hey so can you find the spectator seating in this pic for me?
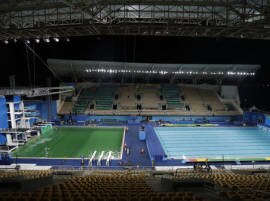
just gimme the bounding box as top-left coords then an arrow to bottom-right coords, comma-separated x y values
117,86 -> 137,110
137,85 -> 162,110
73,88 -> 94,114
199,89 -> 226,112
2,169 -> 270,201
58,84 -> 241,116
162,85 -> 184,109
0,170 -> 51,181
60,102 -> 74,114
173,169 -> 270,201
224,103 -> 236,111
0,171 -> 208,201
95,85 -> 117,110
181,86 -> 206,114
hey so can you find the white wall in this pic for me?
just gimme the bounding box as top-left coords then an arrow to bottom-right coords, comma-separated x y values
221,85 -> 240,104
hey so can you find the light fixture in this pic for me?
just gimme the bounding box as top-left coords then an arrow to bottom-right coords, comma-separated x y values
44,38 -> 50,43
13,38 -> 17,43
25,40 -> 30,44
35,38 -> 40,43
84,69 -> 256,76
66,38 -> 70,42
53,37 -> 59,42
4,40 -> 9,44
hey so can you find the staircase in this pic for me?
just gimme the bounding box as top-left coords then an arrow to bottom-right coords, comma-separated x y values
162,85 -> 184,109
95,85 -> 117,110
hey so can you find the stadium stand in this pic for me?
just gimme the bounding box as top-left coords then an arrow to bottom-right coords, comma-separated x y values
73,88 -> 94,114
0,170 -> 51,181
59,97 -> 74,114
1,169 -> 270,201
180,86 -> 241,115
138,85 -> 162,110
0,170 -> 208,201
58,84 -> 242,116
117,85 -> 137,110
172,169 -> 270,201
199,89 -> 227,112
95,85 -> 117,110
180,86 -> 207,114
162,84 -> 185,110
224,103 -> 236,111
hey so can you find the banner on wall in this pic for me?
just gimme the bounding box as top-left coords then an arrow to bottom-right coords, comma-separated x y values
0,97 -> 8,129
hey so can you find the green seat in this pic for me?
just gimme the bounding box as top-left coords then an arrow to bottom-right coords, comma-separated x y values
95,85 -> 117,110
162,84 -> 184,109
72,88 -> 94,114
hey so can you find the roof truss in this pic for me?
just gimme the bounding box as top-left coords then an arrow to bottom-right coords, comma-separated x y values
0,0 -> 269,40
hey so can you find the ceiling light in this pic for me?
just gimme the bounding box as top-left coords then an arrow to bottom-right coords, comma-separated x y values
44,38 -> 50,43
53,37 -> 59,42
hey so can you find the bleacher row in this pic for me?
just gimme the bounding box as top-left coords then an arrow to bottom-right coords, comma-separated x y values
173,169 -> 270,201
0,170 -> 50,181
73,88 -> 94,114
0,170 -> 205,201
162,85 -> 184,110
95,86 -> 116,110
1,170 -> 270,201
59,84 -> 239,116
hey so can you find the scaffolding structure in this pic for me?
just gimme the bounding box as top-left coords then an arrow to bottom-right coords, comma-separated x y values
5,97 -> 37,130
0,86 -> 74,98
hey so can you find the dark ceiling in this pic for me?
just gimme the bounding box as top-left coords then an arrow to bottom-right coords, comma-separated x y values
0,35 -> 269,86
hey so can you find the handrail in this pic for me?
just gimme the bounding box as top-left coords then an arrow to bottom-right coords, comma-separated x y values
88,151 -> 97,167
97,151 -> 104,166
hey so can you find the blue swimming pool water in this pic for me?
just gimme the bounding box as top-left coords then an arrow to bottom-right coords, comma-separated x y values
154,127 -> 270,160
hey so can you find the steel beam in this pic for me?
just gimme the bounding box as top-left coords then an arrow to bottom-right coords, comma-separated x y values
0,86 -> 74,97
